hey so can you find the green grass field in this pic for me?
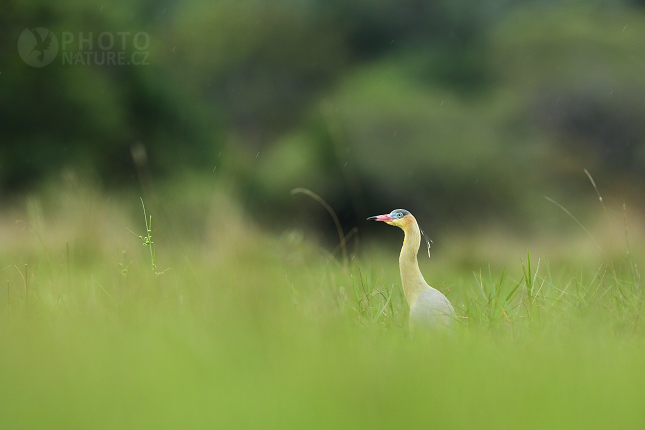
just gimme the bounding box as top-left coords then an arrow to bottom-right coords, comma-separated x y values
1,184 -> 644,429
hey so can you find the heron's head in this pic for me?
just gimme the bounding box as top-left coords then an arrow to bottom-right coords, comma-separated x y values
367,209 -> 414,230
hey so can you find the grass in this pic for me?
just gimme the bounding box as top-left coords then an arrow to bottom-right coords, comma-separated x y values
1,182 -> 645,429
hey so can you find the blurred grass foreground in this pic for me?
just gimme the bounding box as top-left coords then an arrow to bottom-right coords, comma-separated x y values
3,0 -> 645,428
1,180 -> 645,429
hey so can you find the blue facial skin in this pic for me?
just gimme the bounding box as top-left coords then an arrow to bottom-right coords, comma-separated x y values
390,209 -> 411,219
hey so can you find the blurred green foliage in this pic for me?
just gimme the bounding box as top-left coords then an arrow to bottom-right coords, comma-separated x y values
2,0 -> 645,230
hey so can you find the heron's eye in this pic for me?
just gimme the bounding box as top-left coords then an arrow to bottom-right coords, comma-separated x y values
393,212 -> 401,218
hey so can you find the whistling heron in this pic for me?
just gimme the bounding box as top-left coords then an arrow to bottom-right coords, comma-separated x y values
368,209 -> 454,329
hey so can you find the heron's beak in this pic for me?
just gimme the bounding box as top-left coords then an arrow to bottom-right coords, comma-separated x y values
367,214 -> 394,222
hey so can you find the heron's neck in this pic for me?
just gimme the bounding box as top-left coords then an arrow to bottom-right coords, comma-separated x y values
399,220 -> 429,307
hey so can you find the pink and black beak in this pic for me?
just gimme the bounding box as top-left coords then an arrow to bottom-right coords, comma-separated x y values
367,214 -> 394,222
